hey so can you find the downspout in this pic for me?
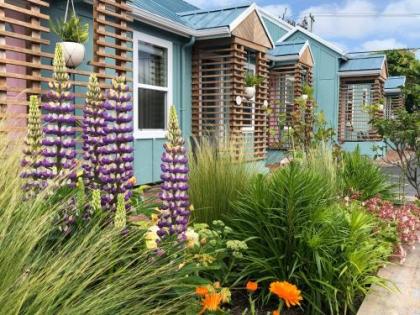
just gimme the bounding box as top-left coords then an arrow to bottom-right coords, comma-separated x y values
180,36 -> 196,134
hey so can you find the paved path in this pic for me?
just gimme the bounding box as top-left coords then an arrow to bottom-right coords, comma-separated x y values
357,245 -> 420,315
381,165 -> 417,199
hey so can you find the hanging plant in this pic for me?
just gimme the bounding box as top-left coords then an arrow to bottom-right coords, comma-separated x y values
50,0 -> 89,67
244,73 -> 263,100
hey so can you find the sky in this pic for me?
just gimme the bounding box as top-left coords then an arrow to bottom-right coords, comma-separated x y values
185,0 -> 420,57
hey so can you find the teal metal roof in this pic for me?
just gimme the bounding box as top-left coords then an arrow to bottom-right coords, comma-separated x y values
177,4 -> 251,30
269,41 -> 306,57
385,76 -> 406,90
339,55 -> 385,72
130,0 -> 198,25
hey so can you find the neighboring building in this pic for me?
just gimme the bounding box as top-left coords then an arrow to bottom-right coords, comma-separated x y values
0,0 -> 406,184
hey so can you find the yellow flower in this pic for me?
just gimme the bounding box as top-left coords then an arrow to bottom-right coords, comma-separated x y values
269,281 -> 303,308
220,287 -> 231,303
246,281 -> 258,293
145,225 -> 159,250
199,292 -> 222,314
185,228 -> 199,248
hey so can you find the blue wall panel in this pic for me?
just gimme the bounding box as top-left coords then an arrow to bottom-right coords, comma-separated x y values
262,17 -> 288,43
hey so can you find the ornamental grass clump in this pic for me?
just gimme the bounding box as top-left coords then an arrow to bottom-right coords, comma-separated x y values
40,44 -> 77,186
99,76 -> 134,210
157,106 -> 190,241
82,74 -> 105,189
21,96 -> 45,197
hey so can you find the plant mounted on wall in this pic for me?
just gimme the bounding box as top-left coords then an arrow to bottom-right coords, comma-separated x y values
50,0 -> 89,67
244,73 -> 264,100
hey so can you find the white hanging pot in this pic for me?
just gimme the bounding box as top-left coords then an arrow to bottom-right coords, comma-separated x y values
244,86 -> 256,100
59,42 -> 85,68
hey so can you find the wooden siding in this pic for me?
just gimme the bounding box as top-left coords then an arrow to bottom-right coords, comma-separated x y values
268,62 -> 313,149
192,37 -> 268,161
232,11 -> 272,50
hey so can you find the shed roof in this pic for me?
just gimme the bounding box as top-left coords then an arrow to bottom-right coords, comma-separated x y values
385,76 -> 406,90
178,4 -> 251,30
339,55 -> 386,72
269,41 -> 307,57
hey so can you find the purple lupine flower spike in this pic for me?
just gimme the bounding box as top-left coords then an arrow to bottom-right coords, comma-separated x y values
82,74 -> 105,189
39,44 -> 77,187
157,106 -> 191,242
21,95 -> 46,197
99,76 -> 134,211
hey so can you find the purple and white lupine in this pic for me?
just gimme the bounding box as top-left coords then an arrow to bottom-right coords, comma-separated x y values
99,76 -> 134,210
157,106 -> 190,241
39,44 -> 77,187
21,95 -> 46,197
82,74 -> 105,189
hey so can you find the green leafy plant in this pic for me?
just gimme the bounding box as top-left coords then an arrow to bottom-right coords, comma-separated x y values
340,146 -> 394,200
0,139 -> 198,315
245,73 -> 264,87
189,138 -> 256,223
369,107 -> 419,198
50,14 -> 89,43
227,163 -> 394,314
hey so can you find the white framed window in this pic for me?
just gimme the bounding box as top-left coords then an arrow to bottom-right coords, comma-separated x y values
133,31 -> 173,139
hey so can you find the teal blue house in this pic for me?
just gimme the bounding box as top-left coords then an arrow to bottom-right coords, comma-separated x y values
22,0 -> 405,183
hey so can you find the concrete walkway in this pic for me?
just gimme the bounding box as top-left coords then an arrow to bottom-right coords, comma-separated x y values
357,245 -> 420,315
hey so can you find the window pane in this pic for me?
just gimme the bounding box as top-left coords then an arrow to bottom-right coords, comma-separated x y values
138,88 -> 166,129
138,41 -> 167,87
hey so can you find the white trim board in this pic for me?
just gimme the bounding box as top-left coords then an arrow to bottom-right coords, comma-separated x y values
133,31 -> 173,140
277,26 -> 347,58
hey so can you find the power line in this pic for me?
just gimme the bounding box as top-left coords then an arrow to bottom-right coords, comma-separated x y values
313,13 -> 420,17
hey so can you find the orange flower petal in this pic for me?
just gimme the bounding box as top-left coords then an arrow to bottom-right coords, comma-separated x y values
269,281 -> 303,308
246,281 -> 258,292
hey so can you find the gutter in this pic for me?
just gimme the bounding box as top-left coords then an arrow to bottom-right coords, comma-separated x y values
338,70 -> 381,77
131,7 -> 231,39
180,36 -> 196,131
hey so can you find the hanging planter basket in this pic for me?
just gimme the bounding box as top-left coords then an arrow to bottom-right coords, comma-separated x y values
244,86 -> 256,100
59,42 -> 85,68
52,0 -> 87,68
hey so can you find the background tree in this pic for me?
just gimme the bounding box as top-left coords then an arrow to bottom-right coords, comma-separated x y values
385,49 -> 420,111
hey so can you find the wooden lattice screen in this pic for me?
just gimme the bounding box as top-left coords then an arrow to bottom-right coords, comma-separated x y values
192,38 -> 268,161
384,93 -> 404,119
92,0 -> 133,89
0,0 -> 50,134
338,76 -> 384,142
0,0 -> 133,136
268,62 -> 312,149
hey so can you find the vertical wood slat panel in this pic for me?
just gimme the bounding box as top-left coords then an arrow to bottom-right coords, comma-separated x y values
92,0 -> 133,91
0,0 -> 49,133
267,62 -> 313,149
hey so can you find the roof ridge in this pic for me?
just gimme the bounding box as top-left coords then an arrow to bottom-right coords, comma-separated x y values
178,2 -> 252,16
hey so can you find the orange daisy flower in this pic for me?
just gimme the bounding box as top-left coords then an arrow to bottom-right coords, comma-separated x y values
199,292 -> 222,314
273,310 -> 280,315
246,281 -> 258,292
195,286 -> 209,297
269,281 -> 303,308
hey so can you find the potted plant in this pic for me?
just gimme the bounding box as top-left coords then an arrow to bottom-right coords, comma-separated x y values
50,14 -> 89,68
244,73 -> 264,100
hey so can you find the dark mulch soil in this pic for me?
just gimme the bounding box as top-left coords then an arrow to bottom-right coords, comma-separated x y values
229,290 -> 304,315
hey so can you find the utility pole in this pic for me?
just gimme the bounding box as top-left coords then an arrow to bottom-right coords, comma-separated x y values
309,13 -> 315,31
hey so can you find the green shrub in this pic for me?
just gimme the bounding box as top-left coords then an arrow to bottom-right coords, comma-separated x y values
340,147 -> 394,200
0,141 -> 196,315
189,138 -> 256,223
228,164 -> 393,314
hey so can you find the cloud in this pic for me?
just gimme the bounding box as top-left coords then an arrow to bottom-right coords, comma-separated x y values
298,0 -> 420,41
360,38 -> 407,51
261,4 -> 292,19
